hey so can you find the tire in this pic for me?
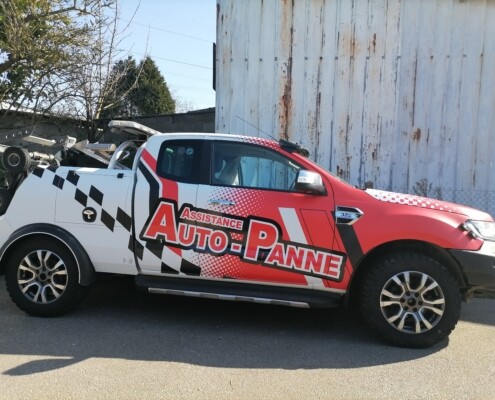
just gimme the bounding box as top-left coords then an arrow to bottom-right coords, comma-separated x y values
5,238 -> 89,316
0,188 -> 13,214
359,251 -> 461,348
2,146 -> 31,174
2,147 -> 30,174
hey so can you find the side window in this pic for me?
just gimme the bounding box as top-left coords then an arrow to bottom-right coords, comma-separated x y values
157,140 -> 202,183
212,142 -> 301,191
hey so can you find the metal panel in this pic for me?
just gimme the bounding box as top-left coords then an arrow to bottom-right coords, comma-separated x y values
215,0 -> 495,214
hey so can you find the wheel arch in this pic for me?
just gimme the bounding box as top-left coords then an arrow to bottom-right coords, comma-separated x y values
346,240 -> 468,306
0,223 -> 96,286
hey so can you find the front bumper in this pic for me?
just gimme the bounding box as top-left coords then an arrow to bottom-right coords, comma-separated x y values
449,241 -> 495,290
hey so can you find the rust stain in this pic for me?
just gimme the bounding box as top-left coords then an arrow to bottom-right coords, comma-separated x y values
346,156 -> 352,180
315,91 -> 321,158
279,0 -> 295,140
412,127 -> 421,141
280,58 -> 293,140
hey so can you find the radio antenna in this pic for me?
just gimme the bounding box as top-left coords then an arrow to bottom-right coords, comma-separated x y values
235,115 -> 277,141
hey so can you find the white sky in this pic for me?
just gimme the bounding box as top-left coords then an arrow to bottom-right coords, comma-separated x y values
117,0 -> 217,111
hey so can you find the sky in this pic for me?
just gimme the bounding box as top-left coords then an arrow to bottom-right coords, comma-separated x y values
117,0 -> 217,112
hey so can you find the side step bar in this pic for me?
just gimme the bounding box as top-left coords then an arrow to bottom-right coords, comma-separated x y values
135,275 -> 343,309
148,287 -> 311,308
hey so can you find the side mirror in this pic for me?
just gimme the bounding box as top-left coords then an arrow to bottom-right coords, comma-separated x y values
295,170 -> 327,195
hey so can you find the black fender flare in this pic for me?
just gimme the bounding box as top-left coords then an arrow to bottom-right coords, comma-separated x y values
0,223 -> 96,286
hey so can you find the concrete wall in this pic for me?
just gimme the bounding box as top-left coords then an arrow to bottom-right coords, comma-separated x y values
0,112 -> 86,146
0,107 -> 216,149
100,108 -> 216,141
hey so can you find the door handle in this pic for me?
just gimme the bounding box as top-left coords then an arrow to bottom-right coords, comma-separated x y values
208,199 -> 236,206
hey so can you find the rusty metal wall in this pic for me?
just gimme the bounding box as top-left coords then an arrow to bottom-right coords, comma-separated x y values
215,0 -> 495,209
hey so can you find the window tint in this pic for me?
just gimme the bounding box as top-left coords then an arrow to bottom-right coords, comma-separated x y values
212,142 -> 301,191
157,140 -> 202,183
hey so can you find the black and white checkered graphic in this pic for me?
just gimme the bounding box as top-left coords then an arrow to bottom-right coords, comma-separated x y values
33,166 -> 200,277
137,161 -> 201,276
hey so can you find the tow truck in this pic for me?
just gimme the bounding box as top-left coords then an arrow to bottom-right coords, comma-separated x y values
0,120 -> 494,348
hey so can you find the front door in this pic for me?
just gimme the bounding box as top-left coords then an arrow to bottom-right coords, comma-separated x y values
195,140 -> 346,291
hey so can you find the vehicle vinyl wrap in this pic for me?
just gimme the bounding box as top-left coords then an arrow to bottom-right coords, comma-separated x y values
25,166 -> 138,275
136,149 -> 201,276
25,149 -> 352,292
27,162 -> 194,277
31,167 -> 133,234
195,185 -> 351,291
140,199 -> 346,282
138,147 -> 350,292
366,189 -> 464,213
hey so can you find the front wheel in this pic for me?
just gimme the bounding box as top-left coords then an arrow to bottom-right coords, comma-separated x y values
5,238 -> 89,316
360,251 -> 461,348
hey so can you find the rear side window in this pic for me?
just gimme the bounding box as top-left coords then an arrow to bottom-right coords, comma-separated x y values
156,140 -> 202,183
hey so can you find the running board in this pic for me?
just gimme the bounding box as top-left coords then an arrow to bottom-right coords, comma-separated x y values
148,287 -> 310,308
135,275 -> 343,308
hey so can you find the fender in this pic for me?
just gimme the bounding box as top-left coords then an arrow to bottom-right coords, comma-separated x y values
0,223 -> 96,286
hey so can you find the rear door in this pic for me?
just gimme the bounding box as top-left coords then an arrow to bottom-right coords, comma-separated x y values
133,138 -> 207,275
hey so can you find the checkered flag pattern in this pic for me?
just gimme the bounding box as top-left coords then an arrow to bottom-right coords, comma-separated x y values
32,166 -> 201,277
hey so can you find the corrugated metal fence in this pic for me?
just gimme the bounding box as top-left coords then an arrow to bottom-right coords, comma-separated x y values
215,0 -> 495,216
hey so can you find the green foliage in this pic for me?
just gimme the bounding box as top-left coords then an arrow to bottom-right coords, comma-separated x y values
100,56 -> 139,118
0,0 -> 176,141
102,56 -> 176,119
0,0 -> 110,109
132,57 -> 175,115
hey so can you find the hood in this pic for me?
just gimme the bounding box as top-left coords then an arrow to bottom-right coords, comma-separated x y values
365,189 -> 491,219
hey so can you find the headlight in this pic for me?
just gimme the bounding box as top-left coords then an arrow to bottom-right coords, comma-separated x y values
462,220 -> 495,241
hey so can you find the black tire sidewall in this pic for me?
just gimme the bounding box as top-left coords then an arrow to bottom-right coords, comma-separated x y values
2,147 -> 30,174
5,238 -> 86,316
360,252 -> 461,348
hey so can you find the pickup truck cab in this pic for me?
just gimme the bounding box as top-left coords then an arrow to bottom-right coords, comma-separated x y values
1,121 -> 494,348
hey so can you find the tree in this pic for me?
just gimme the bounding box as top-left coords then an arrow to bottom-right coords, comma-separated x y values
0,0 -> 138,141
131,57 -> 175,115
100,56 -> 139,118
102,56 -> 176,119
0,1 -> 175,141
0,0 -> 113,114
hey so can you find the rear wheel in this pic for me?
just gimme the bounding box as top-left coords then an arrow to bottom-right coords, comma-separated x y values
360,251 -> 461,348
5,238 -> 89,316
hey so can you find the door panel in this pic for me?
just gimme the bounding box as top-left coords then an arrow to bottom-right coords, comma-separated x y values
195,141 -> 346,290
133,138 -> 349,292
133,140 -> 202,275
196,185 -> 345,288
